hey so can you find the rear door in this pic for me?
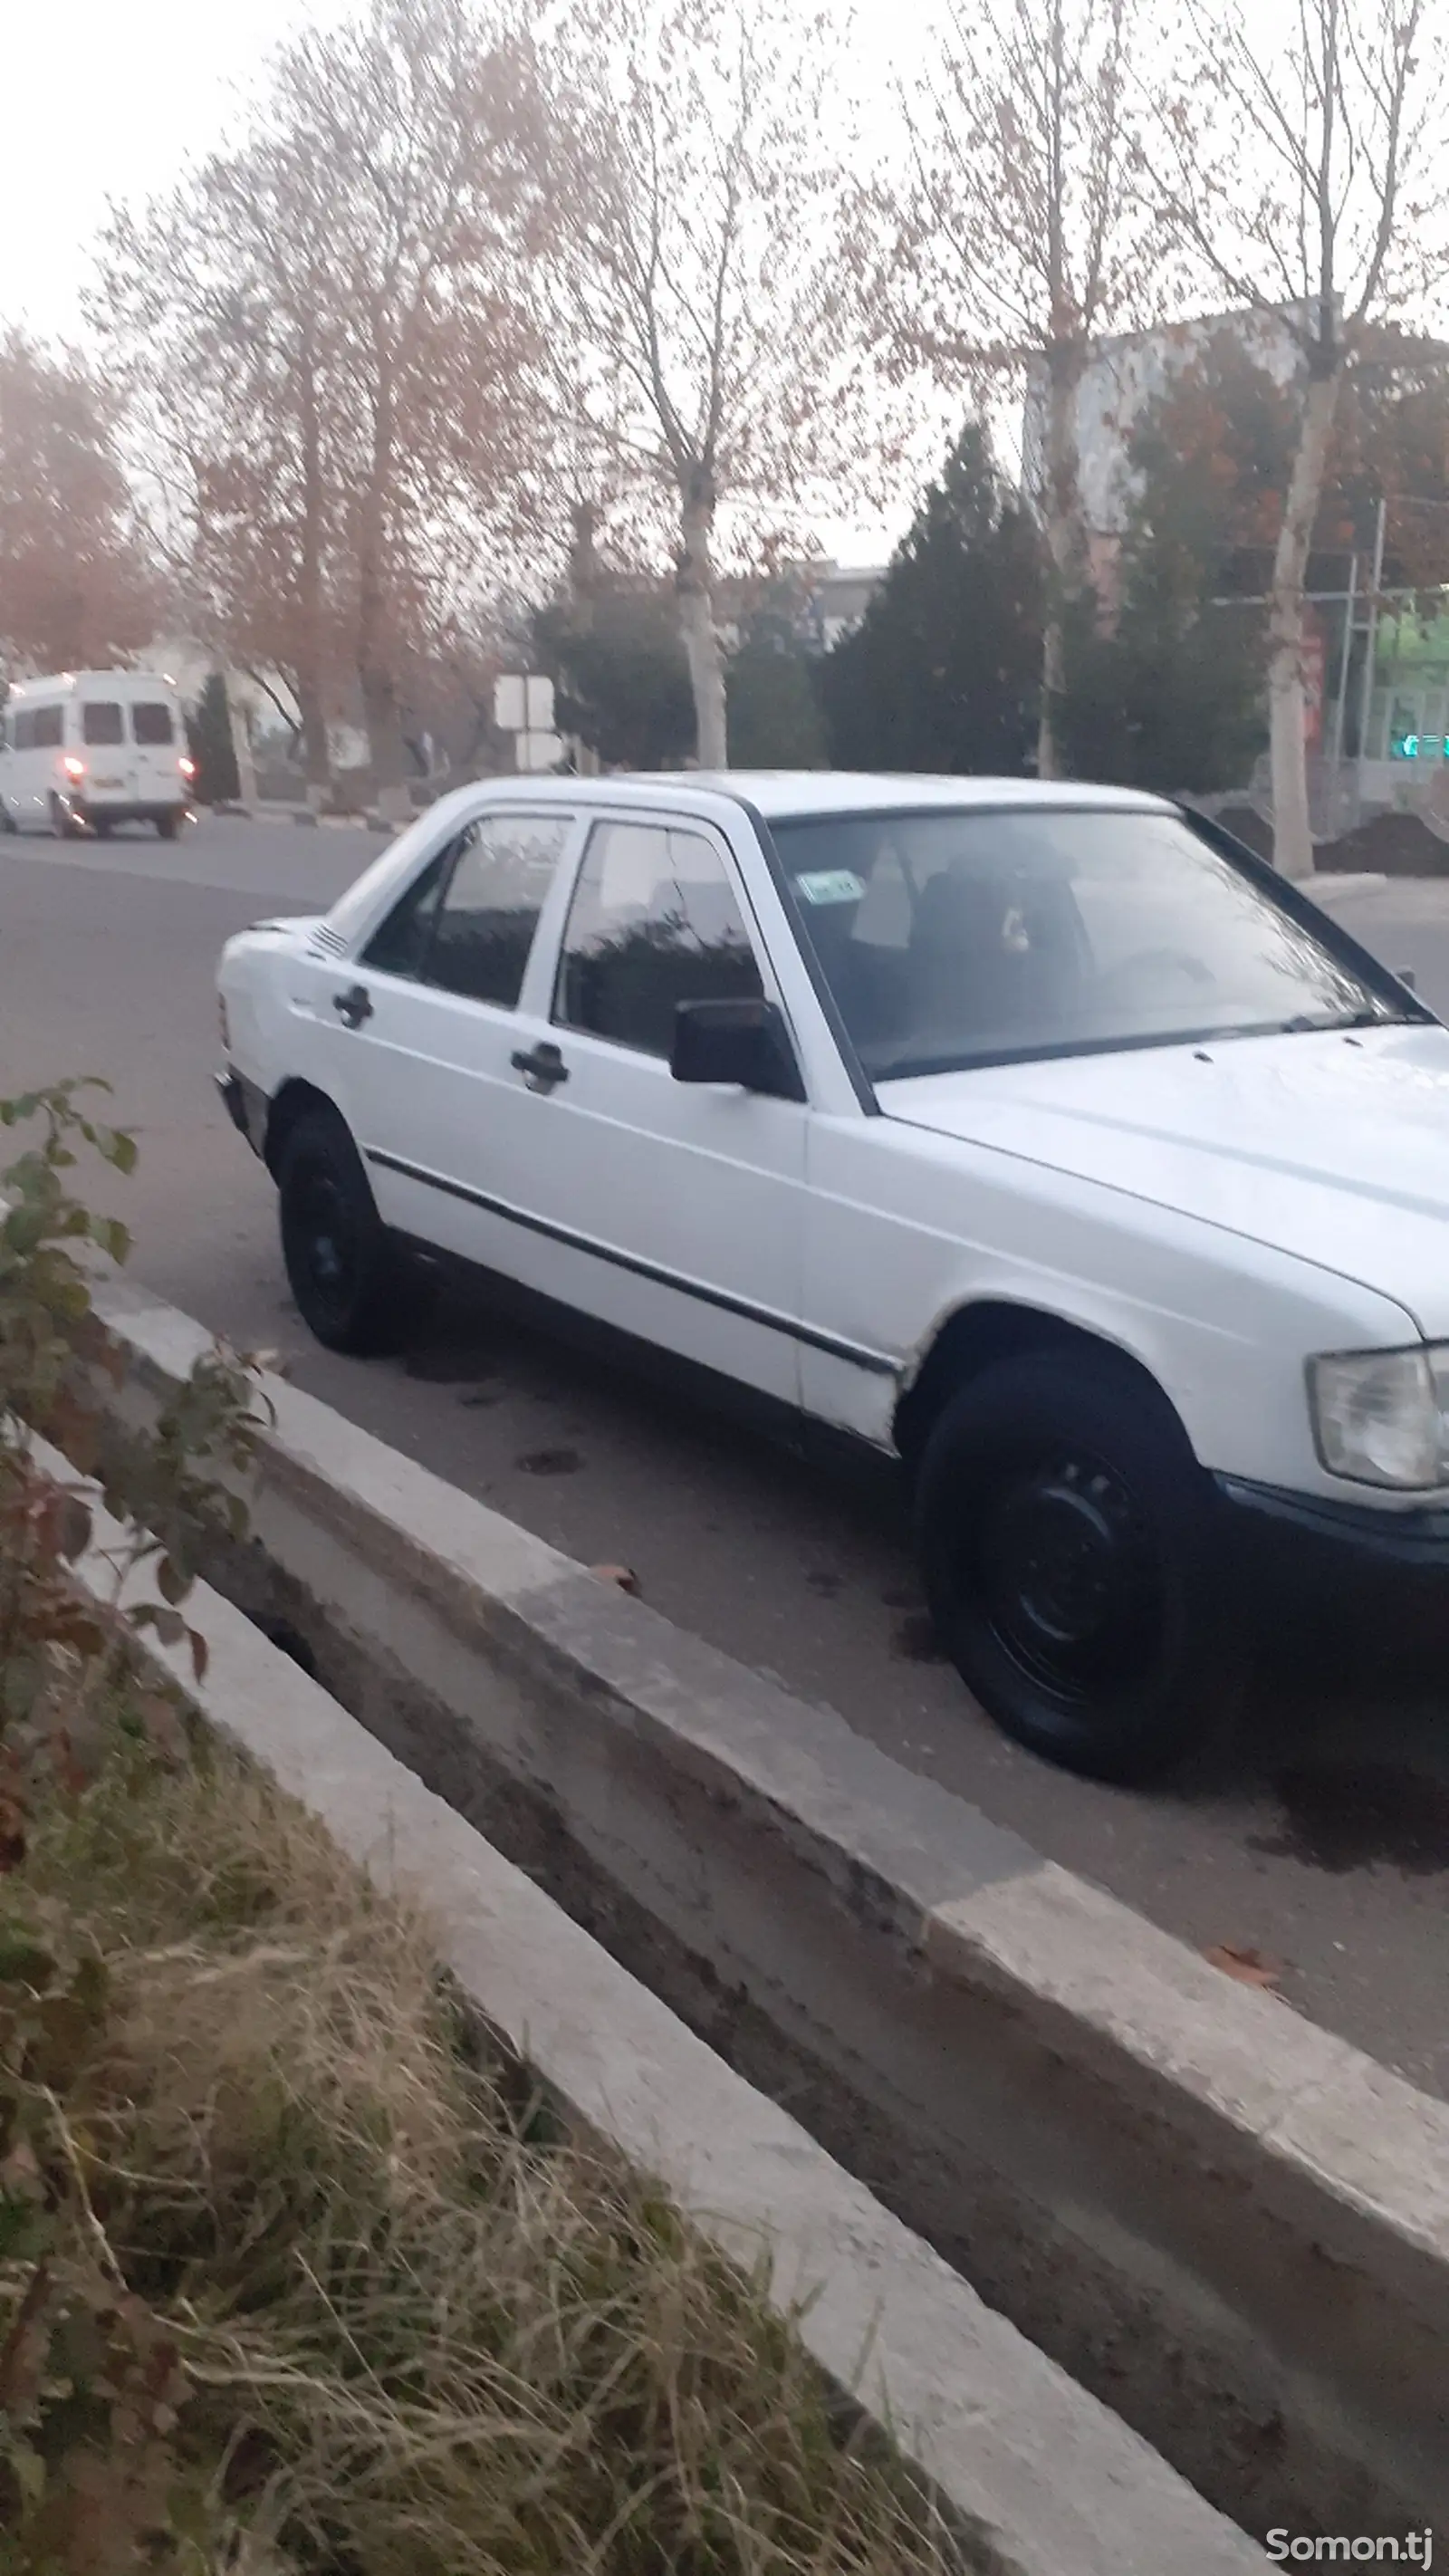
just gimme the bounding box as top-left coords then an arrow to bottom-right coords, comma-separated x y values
128,693 -> 184,810
293,805 -> 580,1277
79,699 -> 132,812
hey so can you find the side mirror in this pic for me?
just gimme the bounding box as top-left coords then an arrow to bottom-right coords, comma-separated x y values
670,996 -> 805,1101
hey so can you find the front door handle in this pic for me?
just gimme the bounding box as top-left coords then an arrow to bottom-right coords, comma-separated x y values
332,983 -> 372,1030
510,1040 -> 570,1093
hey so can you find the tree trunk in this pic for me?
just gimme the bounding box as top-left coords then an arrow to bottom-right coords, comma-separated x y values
356,364 -> 409,820
297,332 -> 332,806
219,664 -> 256,811
569,499 -> 600,635
1038,339 -> 1086,781
1268,367 -> 1340,879
296,673 -> 330,803
676,472 -> 727,769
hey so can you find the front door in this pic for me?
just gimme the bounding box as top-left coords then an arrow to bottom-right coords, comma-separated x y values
497,812 -> 809,1405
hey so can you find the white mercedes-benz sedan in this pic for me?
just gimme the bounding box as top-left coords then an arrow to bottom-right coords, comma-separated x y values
216,772 -> 1449,1781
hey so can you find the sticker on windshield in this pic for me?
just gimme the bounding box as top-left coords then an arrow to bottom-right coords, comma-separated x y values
794,869 -> 864,906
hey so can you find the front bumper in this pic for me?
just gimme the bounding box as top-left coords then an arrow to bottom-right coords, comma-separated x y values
1214,1470 -> 1449,1657
216,1066 -> 268,1159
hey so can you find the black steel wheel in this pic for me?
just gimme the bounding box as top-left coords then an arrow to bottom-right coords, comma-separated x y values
277,1108 -> 423,1356
916,1347 -> 1236,1781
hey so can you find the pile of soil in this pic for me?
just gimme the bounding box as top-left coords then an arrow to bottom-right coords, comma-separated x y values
1315,809 -> 1449,876
1212,802 -> 1449,877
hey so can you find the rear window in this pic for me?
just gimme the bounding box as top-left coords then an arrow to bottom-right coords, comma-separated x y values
131,701 -> 175,745
82,702 -> 125,745
32,706 -> 63,749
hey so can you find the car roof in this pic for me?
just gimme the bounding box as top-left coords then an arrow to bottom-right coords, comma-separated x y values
646,772 -> 1176,821
467,771 -> 1176,822
5,669 -> 181,697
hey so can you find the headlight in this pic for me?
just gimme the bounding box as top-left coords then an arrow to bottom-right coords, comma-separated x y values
1309,1346 -> 1449,1489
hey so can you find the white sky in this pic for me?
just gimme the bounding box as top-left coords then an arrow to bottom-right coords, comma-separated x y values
0,0 -> 989,563
0,1 -> 350,337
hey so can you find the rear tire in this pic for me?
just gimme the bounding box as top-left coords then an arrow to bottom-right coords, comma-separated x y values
915,1347 -> 1237,1783
277,1107 -> 427,1356
92,816 -> 113,839
155,810 -> 180,841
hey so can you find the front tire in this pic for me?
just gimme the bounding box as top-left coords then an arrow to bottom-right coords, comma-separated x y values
277,1108 -> 425,1356
915,1348 -> 1237,1783
49,795 -> 83,841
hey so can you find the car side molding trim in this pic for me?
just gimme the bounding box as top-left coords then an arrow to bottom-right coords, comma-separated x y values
363,1145 -> 897,1377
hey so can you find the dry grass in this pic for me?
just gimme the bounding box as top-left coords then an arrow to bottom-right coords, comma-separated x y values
5,1732 -> 964,2575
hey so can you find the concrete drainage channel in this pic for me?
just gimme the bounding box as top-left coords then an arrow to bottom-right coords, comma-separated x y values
85,1274 -> 1449,2550
43,1433 -> 1257,2576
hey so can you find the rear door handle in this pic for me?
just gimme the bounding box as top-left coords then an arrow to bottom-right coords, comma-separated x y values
510,1040 -> 570,1093
332,983 -> 372,1029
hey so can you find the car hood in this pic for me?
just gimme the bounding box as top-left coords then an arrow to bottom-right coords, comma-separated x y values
877,1024 -> 1449,1338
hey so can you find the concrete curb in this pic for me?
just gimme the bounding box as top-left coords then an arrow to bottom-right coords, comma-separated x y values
86,1274 -> 1449,2535
38,1432 -> 1264,2576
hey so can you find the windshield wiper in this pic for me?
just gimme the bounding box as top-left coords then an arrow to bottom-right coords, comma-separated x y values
1270,1007 -> 1415,1035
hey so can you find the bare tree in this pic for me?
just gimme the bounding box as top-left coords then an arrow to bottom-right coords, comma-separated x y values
0,332 -> 158,678
1155,0 -> 1448,877
862,0 -> 1149,777
542,0 -> 867,767
99,0 -> 546,815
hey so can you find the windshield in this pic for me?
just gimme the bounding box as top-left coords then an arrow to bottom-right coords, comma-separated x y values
772,807 -> 1412,1080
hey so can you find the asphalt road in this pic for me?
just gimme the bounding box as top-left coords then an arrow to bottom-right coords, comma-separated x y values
4,812 -> 1449,2093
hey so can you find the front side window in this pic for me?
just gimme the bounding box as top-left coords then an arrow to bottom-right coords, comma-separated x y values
32,706 -> 63,749
12,711 -> 33,751
554,820 -> 763,1055
82,702 -> 125,745
426,812 -> 571,1007
772,807 -> 1415,1080
131,701 -> 176,745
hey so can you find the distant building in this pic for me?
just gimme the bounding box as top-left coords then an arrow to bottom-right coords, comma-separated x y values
794,562 -> 888,651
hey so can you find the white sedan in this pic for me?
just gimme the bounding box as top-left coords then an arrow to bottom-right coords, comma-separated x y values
216,772 -> 1449,1781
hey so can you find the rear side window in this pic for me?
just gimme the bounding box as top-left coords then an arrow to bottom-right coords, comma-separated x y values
82,702 -> 125,745
32,706 -> 62,748
131,701 -> 175,745
361,851 -> 450,979
11,711 -> 31,750
426,813 -> 571,1007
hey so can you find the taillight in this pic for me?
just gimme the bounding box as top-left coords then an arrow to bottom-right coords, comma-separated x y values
178,755 -> 197,778
62,755 -> 85,781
